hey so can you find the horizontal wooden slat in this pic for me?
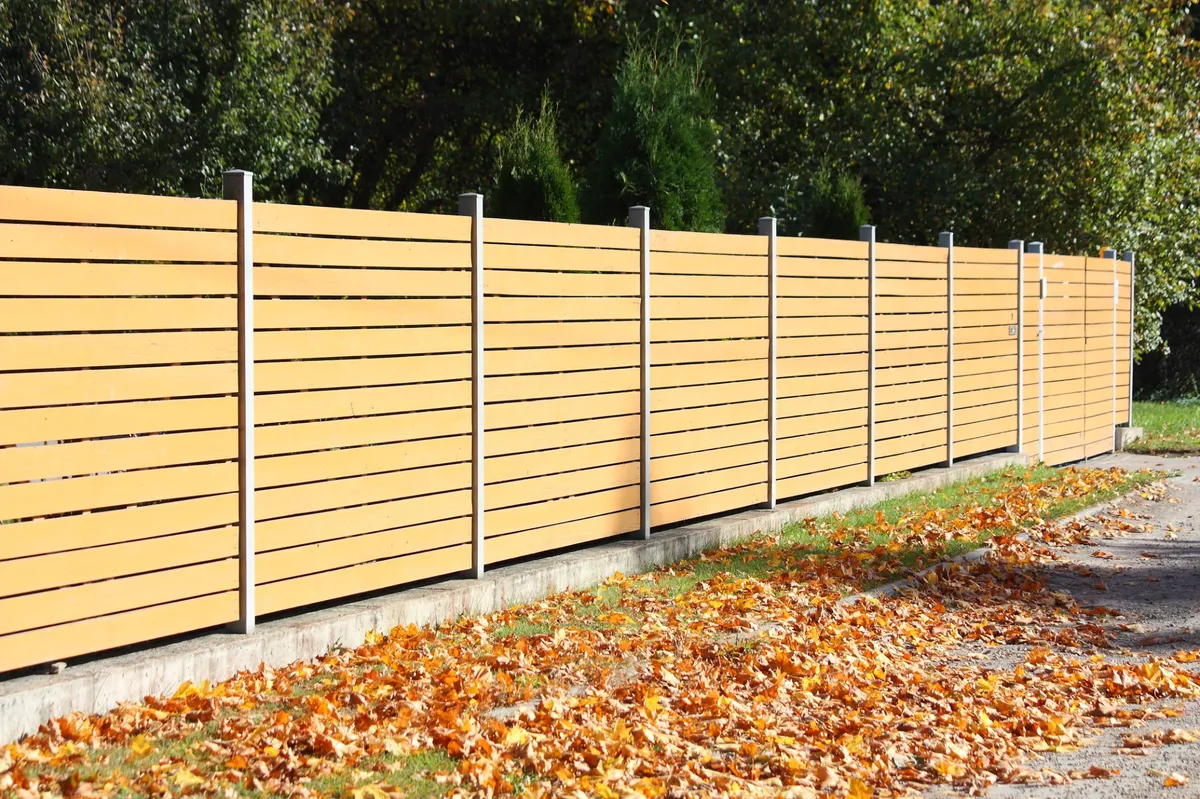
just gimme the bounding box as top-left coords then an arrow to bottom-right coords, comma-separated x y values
778,353 -> 867,379
487,511 -> 638,564
0,592 -> 236,673
486,269 -> 637,297
653,401 -> 767,436
777,258 -> 867,279
652,442 -> 764,482
0,185 -> 235,230
779,407 -> 870,441
1,362 -> 236,410
777,446 -> 866,482
876,363 -> 945,387
261,434 -> 470,488
777,427 -> 865,459
778,391 -> 868,421
0,331 -> 235,371
0,297 -> 234,333
777,334 -> 867,358
486,218 -> 639,250
256,234 -> 470,270
876,428 -> 947,459
260,326 -> 470,360
0,526 -> 235,599
777,463 -> 867,501
653,339 -> 768,364
651,463 -> 765,506
775,237 -> 869,260
654,360 -> 767,388
651,229 -> 767,257
257,298 -> 469,328
487,416 -> 639,457
0,559 -> 235,637
490,439 -> 638,484
875,242 -> 948,263
259,409 -> 469,458
487,368 -> 639,403
489,462 -> 639,511
257,381 -> 470,425
488,344 -> 639,376
257,544 -> 470,616
877,412 -> 946,440
260,353 -> 470,393
488,485 -> 639,538
257,463 -> 468,521
654,422 -> 762,459
0,428 -> 234,484
778,297 -> 867,316
257,518 -> 469,585
777,372 -> 868,398
257,489 -> 471,552
650,484 -> 763,527
954,247 -> 1018,265
777,276 -> 866,298
254,202 -> 469,242
486,242 -> 640,273
0,261 -> 234,297
653,381 -> 767,412
257,265 -> 469,298
875,446 -> 946,478
0,223 -> 234,264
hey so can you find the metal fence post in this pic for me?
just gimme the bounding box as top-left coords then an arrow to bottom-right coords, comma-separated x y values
629,207 -> 651,539
1123,251 -> 1136,426
1008,240 -> 1024,455
758,217 -> 778,508
860,225 -> 877,485
458,193 -> 485,577
224,170 -> 255,634
939,232 -> 954,466
1028,242 -> 1046,462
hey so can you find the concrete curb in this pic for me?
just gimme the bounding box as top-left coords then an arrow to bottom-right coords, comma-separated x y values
0,452 -> 1024,744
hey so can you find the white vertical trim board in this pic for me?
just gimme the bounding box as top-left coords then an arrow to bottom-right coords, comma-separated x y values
629,207 -> 652,540
458,193 -> 486,577
224,169 -> 255,634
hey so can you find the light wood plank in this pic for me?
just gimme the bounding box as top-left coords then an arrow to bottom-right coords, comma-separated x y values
488,485 -> 639,537
0,560 -> 235,637
487,512 -> 638,564
0,261 -> 234,296
0,428 -> 234,484
488,344 -> 639,376
253,202 -> 469,242
257,265 -> 469,298
0,297 -> 234,333
486,218 -> 639,250
486,242 -> 639,273
0,592 -> 236,673
257,544 -> 470,616
256,234 -> 470,270
257,381 -> 470,425
0,185 -> 235,229
256,297 -> 468,329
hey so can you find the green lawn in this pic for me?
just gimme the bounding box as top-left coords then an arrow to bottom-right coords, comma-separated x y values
1127,400 -> 1200,454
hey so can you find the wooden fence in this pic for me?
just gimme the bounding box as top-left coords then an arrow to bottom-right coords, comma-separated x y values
0,180 -> 1134,673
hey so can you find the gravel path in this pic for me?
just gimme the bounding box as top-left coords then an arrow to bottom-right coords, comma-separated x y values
929,452 -> 1200,799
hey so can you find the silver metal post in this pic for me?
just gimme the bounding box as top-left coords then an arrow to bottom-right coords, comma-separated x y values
1008,241 -> 1024,455
629,207 -> 651,539
1103,248 -> 1118,450
1123,251 -> 1136,425
939,231 -> 954,466
459,193 -> 485,577
758,217 -> 778,507
860,225 -> 877,484
1028,242 -> 1045,462
224,170 -> 255,634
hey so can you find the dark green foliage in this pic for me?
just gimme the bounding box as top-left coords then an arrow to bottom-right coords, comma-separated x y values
0,0 -> 344,200
792,162 -> 870,240
491,97 -> 579,223
583,26 -> 724,231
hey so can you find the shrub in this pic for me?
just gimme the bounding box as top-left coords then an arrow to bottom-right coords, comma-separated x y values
792,161 -> 870,240
583,26 -> 724,231
490,95 -> 580,223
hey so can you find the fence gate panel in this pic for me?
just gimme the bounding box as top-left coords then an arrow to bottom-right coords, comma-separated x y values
1083,255 -> 1116,458
251,204 -> 474,613
1022,250 -> 1042,455
0,186 -> 241,672
952,247 -> 1020,459
774,238 -> 869,497
1116,257 -> 1133,425
1041,254 -> 1087,465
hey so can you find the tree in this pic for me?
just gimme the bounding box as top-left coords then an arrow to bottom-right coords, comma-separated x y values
491,95 -> 580,223
0,0 -> 345,200
791,161 -> 870,240
318,0 -> 623,213
583,25 -> 724,231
